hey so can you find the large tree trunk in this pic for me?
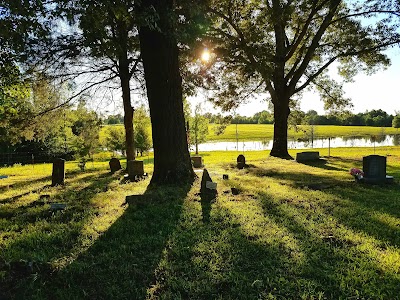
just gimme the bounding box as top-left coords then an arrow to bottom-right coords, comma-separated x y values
270,94 -> 292,159
119,55 -> 135,163
137,0 -> 195,185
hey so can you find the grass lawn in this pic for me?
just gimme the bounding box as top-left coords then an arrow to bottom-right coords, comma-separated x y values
1,147 -> 400,299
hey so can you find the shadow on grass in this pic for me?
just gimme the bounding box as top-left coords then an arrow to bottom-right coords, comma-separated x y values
0,171 -> 119,298
246,159 -> 400,248
151,209 -> 289,299
295,156 -> 363,173
255,191 -> 400,298
14,183 -> 193,300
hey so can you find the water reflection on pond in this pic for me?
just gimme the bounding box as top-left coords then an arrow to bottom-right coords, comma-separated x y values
196,134 -> 400,152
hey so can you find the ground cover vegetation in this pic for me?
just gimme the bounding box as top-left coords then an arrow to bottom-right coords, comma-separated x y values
1,147 -> 400,299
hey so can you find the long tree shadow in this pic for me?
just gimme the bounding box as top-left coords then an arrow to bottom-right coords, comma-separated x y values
12,183 -> 193,299
140,189 -> 400,299
255,191 -> 400,298
0,171 -> 121,298
258,162 -> 400,247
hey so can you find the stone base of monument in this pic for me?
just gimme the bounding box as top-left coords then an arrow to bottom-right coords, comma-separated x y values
296,151 -> 320,162
362,175 -> 394,184
191,156 -> 203,168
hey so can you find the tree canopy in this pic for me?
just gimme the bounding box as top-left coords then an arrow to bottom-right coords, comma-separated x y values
204,0 -> 400,158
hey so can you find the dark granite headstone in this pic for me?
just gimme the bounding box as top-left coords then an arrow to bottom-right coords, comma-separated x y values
296,151 -> 320,162
363,155 -> 386,184
128,160 -> 144,180
50,203 -> 66,211
231,187 -> 240,195
52,158 -> 65,186
109,158 -> 122,173
237,154 -> 246,169
191,156 -> 203,168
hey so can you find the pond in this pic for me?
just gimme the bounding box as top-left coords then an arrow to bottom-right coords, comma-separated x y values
194,135 -> 400,152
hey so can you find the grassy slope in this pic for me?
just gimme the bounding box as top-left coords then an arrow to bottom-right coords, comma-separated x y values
101,124 -> 399,143
1,148 -> 400,299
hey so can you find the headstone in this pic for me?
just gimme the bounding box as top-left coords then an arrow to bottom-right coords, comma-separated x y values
50,203 -> 66,211
127,160 -> 144,180
191,156 -> 203,168
206,181 -> 217,190
52,158 -> 65,186
200,169 -> 217,196
231,187 -> 240,195
363,155 -> 387,184
296,151 -> 320,162
237,154 -> 246,169
109,158 -> 122,173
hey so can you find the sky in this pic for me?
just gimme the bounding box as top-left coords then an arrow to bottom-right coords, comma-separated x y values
188,47 -> 400,117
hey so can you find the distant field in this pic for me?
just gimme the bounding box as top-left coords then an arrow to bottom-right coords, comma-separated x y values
207,124 -> 398,141
101,124 -> 399,143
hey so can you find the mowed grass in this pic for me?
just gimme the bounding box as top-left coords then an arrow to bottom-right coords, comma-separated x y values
1,147 -> 400,299
207,124 -> 399,141
100,124 -> 399,143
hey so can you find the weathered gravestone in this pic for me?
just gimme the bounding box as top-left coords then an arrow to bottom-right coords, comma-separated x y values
50,203 -> 67,211
191,156 -> 203,168
296,151 -> 320,162
237,154 -> 246,169
109,158 -> 122,173
127,160 -> 144,180
200,169 -> 217,197
52,158 -> 65,186
362,155 -> 393,184
200,169 -> 217,222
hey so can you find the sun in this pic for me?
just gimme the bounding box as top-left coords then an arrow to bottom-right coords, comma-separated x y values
201,49 -> 211,62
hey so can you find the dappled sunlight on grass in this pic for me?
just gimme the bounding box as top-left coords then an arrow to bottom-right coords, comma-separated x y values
2,148 -> 400,298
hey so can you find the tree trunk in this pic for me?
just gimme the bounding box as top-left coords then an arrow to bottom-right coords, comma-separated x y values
195,135 -> 198,155
119,55 -> 135,163
137,0 -> 195,184
270,94 -> 292,159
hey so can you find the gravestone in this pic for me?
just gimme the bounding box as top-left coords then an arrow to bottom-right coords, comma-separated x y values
363,155 -> 387,184
296,151 -> 320,162
237,154 -> 246,169
128,160 -> 144,180
231,187 -> 240,195
52,158 -> 65,186
200,169 -> 217,196
109,158 -> 122,173
50,203 -> 66,211
191,156 -> 203,168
